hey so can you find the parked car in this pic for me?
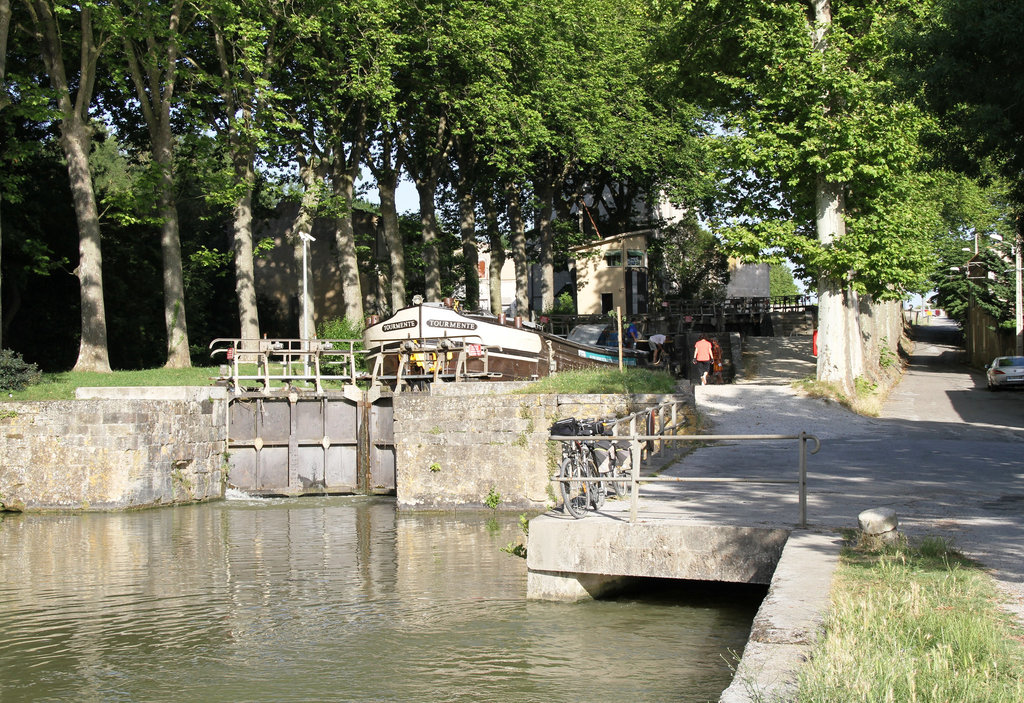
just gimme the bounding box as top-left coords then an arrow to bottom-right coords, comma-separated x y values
985,356 -> 1024,390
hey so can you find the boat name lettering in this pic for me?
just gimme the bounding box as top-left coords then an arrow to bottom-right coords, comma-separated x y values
382,320 -> 418,332
426,320 -> 478,331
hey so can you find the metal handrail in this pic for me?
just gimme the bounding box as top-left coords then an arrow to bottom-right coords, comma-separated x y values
209,336 -> 503,396
550,431 -> 820,527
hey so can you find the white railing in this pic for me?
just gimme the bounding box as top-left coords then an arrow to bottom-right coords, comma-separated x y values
209,337 -> 501,395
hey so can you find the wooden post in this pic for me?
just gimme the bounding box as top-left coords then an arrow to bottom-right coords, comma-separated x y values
616,305 -> 623,371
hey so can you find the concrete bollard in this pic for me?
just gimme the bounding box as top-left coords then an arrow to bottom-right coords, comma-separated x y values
859,507 -> 899,542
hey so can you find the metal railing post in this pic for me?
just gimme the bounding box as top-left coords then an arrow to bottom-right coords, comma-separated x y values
629,435 -> 641,524
657,405 -> 665,455
799,432 -> 808,528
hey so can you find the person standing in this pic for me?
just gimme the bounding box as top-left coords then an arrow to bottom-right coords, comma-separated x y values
693,334 -> 713,386
648,332 -> 667,365
711,338 -> 724,384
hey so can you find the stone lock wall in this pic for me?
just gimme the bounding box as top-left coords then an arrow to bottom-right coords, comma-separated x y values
0,388 -> 228,511
393,389 -> 694,510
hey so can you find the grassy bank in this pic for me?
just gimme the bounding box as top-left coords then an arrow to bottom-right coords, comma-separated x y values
797,535 -> 1024,702
2,367 -> 220,401
514,367 -> 678,395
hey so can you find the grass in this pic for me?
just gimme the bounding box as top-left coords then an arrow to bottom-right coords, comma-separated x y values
2,367 -> 221,401
796,534 -> 1024,702
3,365 -> 680,401
794,376 -> 890,416
514,367 -> 678,395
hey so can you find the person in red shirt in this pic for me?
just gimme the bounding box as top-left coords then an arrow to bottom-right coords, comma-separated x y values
693,334 -> 714,386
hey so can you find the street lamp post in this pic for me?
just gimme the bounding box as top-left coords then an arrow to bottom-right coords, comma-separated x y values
299,232 -> 316,341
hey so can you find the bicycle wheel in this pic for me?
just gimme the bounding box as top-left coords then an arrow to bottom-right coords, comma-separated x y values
559,457 -> 590,519
584,453 -> 606,510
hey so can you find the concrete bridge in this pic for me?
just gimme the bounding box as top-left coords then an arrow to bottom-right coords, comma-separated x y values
523,398 -> 839,703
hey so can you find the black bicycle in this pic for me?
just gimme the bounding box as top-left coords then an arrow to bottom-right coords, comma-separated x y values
551,418 -> 607,518
591,430 -> 631,499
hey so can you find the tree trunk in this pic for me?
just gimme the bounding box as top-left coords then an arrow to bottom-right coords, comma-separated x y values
121,0 -> 191,367
507,185 -> 529,315
27,0 -> 111,371
64,119 -> 111,372
405,117 -> 450,303
152,109 -> 190,366
367,130 -> 406,313
0,0 -> 9,350
811,0 -> 860,393
459,187 -> 479,311
484,189 -> 505,316
536,178 -> 555,313
331,160 -> 364,323
814,176 -> 859,393
378,173 -> 405,312
157,155 -> 190,367
416,179 -> 442,301
231,148 -> 261,341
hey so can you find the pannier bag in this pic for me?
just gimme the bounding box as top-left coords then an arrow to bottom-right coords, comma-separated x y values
550,418 -> 605,436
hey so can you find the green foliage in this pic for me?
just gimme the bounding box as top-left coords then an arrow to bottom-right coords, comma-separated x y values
544,292 -> 575,316
316,317 -> 365,342
769,264 -> 800,297
878,339 -> 897,369
651,219 -> 729,301
484,487 -> 501,510
922,0 -> 1024,205
0,351 -> 41,392
428,462 -> 442,473
500,513 -> 530,559
665,0 -> 937,299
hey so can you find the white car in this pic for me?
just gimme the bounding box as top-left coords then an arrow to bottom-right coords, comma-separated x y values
985,356 -> 1024,390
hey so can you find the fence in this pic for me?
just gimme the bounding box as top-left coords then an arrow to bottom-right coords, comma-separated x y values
208,337 -> 500,395
551,402 -> 819,527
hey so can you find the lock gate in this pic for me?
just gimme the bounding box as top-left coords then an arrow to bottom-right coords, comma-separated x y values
226,389 -> 395,496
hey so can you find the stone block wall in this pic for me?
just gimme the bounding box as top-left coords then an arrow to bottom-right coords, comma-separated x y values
0,387 -> 228,511
393,390 -> 692,510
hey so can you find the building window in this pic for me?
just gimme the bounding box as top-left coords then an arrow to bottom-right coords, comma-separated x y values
627,249 -> 645,267
604,251 -> 622,267
601,293 -> 614,314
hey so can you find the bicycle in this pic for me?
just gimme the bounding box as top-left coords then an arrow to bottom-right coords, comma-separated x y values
551,418 -> 607,518
591,430 -> 631,499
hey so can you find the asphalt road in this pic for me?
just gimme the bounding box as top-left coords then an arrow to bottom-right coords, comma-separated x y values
647,318 -> 1024,614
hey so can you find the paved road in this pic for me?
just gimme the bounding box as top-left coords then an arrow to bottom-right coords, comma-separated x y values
624,319 -> 1024,611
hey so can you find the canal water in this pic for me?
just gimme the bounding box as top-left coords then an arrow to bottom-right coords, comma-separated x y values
0,496 -> 764,702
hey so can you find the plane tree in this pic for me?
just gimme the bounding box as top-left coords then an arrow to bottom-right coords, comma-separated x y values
18,0 -> 116,372
659,0 -> 937,392
103,0 -> 193,367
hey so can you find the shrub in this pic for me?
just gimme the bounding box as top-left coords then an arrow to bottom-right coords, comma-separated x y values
0,350 -> 41,391
544,291 -> 576,316
317,317 -> 367,372
317,316 -> 365,342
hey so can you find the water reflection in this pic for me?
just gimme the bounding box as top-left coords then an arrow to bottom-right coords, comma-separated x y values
0,498 -> 762,702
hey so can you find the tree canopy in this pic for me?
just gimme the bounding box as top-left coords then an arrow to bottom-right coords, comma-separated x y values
1,0 -> 1019,384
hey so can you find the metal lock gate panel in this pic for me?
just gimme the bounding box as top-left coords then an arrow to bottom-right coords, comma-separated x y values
226,394 -> 395,496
